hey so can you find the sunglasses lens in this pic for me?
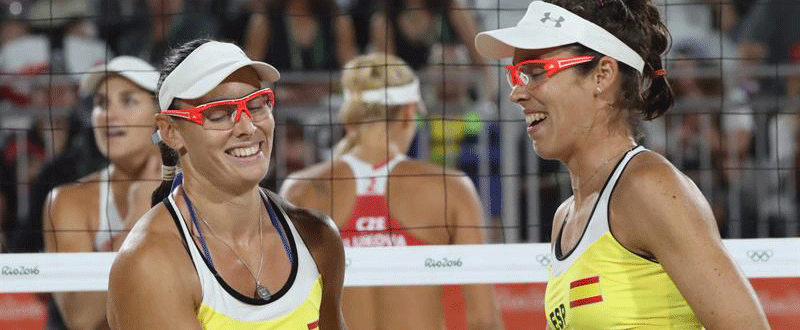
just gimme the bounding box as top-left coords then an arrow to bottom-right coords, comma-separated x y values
200,90 -> 273,130
506,69 -> 531,87
202,105 -> 238,130
246,93 -> 272,121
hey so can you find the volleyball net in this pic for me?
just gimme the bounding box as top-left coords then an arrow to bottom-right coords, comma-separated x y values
0,0 -> 798,329
0,238 -> 798,328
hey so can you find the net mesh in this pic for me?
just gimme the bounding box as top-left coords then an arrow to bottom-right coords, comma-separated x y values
0,0 -> 797,328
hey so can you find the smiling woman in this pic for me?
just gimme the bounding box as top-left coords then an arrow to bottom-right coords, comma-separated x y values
106,39 -> 347,330
475,1 -> 770,329
42,55 -> 162,330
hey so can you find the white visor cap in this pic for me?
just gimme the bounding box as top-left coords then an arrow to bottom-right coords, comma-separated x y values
343,78 -> 426,114
80,56 -> 159,96
475,1 -> 645,73
158,41 -> 280,110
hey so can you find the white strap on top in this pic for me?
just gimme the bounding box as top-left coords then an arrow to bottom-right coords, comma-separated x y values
588,146 -> 647,236
340,154 -> 407,195
95,167 -> 124,251
550,146 -> 647,276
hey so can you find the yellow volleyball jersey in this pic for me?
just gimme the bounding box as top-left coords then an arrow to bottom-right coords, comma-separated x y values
167,193 -> 323,329
544,146 -> 704,330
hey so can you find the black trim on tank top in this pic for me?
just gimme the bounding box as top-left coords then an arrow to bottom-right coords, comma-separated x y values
165,193 -> 300,306
605,149 -> 660,263
164,199 -> 195,267
554,145 -> 640,261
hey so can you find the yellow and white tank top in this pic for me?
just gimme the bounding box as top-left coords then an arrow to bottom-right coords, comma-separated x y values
544,146 -> 703,330
165,192 -> 323,329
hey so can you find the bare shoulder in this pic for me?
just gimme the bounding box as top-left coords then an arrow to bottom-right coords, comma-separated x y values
48,171 -> 103,205
271,192 -> 341,247
44,172 -> 103,226
269,192 -> 345,281
612,150 -> 718,255
279,161 -> 349,200
112,203 -> 194,290
615,150 -> 700,204
108,203 -> 201,328
394,159 -> 474,189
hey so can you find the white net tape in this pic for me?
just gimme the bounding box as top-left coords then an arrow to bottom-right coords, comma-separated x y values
0,238 -> 797,293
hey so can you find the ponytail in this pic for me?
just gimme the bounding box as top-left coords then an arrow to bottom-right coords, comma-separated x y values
641,67 -> 674,120
151,141 -> 180,206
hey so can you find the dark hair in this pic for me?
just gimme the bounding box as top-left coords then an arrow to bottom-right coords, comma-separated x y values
151,141 -> 179,206
546,0 -> 674,121
150,38 -> 213,206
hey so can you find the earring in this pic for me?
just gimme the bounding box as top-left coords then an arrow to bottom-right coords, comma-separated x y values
595,86 -> 602,95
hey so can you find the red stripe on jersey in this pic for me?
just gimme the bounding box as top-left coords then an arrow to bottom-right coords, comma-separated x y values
570,276 -> 600,288
307,320 -> 319,329
372,158 -> 391,169
570,295 -> 603,308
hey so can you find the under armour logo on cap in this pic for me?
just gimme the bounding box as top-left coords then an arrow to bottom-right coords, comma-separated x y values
541,12 -> 565,27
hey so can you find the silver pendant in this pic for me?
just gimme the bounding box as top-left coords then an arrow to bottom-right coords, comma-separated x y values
256,284 -> 271,300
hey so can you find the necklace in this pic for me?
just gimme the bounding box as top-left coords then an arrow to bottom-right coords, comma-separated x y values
572,146 -> 634,192
193,198 -> 271,300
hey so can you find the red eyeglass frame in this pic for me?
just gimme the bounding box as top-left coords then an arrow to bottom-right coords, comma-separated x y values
505,56 -> 596,86
160,88 -> 275,126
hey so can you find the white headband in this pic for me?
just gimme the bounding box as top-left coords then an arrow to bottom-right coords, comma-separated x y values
475,1 -> 646,73
344,79 -> 422,106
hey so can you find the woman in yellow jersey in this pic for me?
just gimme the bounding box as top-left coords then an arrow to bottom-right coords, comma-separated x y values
107,39 -> 347,329
475,1 -> 769,329
280,53 -> 503,330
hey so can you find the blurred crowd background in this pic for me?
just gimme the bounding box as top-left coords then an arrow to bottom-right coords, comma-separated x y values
0,0 -> 797,259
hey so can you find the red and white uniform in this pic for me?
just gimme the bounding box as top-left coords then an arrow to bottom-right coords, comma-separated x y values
339,154 -> 426,247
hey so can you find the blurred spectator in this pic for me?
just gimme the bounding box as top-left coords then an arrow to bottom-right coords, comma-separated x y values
341,0 -> 378,53
739,0 -> 800,65
28,0 -> 92,28
758,43 -> 800,238
8,109 -> 104,253
0,18 -> 31,45
209,0 -> 259,46
0,13 -> 108,251
43,55 -> 160,330
94,0 -> 219,64
243,0 -> 356,71
658,0 -> 741,85
282,117 -> 311,174
425,44 -> 474,168
663,45 -> 729,227
371,0 -> 494,101
0,22 -> 106,329
93,0 -> 150,57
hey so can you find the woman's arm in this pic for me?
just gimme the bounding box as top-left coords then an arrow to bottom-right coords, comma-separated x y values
447,0 -> 495,101
614,154 -> 769,330
334,15 -> 358,68
107,218 -> 202,330
447,173 -> 504,330
243,5 -> 270,61
43,186 -> 110,330
370,12 -> 395,54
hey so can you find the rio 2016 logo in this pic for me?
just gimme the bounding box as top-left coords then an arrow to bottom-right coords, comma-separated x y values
1,265 -> 39,276
424,257 -> 463,268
